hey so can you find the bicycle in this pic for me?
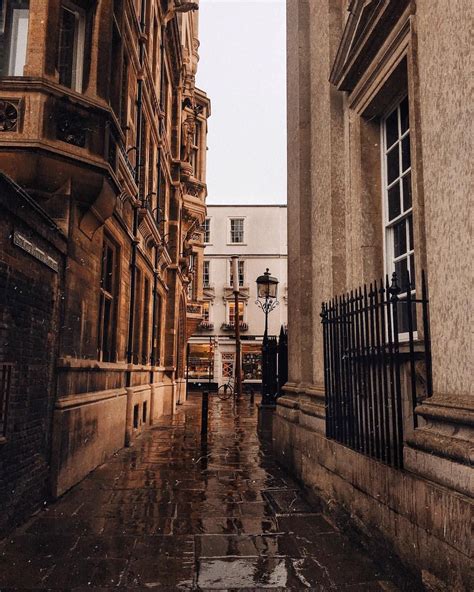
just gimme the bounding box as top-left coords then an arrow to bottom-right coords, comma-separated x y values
216,379 -> 234,400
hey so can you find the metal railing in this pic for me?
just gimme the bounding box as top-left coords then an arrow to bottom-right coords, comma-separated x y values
320,271 -> 432,469
262,325 -> 288,405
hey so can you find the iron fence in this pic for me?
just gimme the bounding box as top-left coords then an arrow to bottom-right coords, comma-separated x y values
320,271 -> 432,469
262,326 -> 288,404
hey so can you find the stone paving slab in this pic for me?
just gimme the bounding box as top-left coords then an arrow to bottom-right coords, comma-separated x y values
0,394 -> 412,590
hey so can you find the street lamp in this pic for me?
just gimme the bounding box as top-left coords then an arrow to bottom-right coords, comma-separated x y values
256,269 -> 279,337
256,269 -> 279,406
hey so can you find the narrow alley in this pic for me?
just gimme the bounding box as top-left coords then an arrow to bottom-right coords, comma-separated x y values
0,394 -> 415,591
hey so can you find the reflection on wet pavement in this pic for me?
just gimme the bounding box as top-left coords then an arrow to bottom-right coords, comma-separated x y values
0,394 -> 405,590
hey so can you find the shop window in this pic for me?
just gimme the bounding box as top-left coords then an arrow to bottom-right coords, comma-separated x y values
98,235 -> 118,362
188,343 -> 214,380
0,0 -> 30,76
58,2 -> 86,92
242,346 -> 262,380
382,95 -> 416,334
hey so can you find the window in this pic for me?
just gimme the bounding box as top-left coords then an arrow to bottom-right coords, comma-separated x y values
98,236 -> 118,362
203,218 -> 211,243
203,260 -> 210,288
230,218 -> 244,244
202,301 -> 210,322
229,260 -> 245,287
382,96 -> 416,333
228,301 -> 244,325
58,2 -> 85,92
151,293 -> 162,366
221,353 -> 234,379
0,1 -> 30,76
190,121 -> 200,177
142,277 -> 150,365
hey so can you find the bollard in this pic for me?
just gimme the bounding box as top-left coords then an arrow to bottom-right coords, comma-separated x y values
201,390 -> 209,436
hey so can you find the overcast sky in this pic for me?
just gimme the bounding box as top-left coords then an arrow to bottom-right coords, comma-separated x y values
196,0 -> 287,205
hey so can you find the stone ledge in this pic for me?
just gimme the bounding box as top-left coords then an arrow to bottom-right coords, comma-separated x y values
406,429 -> 473,466
55,388 -> 127,409
277,395 -> 300,410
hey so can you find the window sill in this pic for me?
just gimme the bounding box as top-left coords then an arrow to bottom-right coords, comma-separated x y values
227,243 -> 247,246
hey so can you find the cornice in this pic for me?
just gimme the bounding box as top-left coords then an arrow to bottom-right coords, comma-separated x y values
330,0 -> 411,92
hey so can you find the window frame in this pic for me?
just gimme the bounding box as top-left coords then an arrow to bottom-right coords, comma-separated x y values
58,1 -> 86,93
98,234 -> 119,362
227,301 -> 245,326
228,217 -> 245,245
229,259 -> 245,288
202,259 -> 210,288
7,7 -> 29,76
203,217 -> 211,244
381,94 -> 417,340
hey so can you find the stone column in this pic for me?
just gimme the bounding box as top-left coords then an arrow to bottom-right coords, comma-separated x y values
403,0 -> 473,497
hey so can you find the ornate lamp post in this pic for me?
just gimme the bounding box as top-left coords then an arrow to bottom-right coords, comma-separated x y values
256,269 -> 279,337
256,269 -> 279,405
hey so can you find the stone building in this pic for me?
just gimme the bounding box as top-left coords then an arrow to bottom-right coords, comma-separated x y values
0,0 -> 210,522
187,204 -> 287,388
275,1 -> 472,591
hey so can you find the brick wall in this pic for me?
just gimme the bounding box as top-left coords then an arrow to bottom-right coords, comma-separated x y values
0,176 -> 66,534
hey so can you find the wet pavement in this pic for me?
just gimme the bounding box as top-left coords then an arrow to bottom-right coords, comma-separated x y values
0,394 -> 407,590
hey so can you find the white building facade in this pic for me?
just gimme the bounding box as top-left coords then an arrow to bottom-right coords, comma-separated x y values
188,205 -> 287,389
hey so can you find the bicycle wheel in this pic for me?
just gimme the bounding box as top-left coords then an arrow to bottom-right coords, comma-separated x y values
217,383 -> 233,400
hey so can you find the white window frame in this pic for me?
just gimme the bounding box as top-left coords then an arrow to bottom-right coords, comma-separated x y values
59,2 -> 86,93
203,217 -> 211,244
228,217 -> 245,245
227,300 -> 245,325
228,259 -> 245,287
8,8 -> 29,76
203,260 -> 210,288
381,94 -> 417,340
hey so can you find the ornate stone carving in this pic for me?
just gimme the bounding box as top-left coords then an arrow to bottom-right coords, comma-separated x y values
0,100 -> 18,132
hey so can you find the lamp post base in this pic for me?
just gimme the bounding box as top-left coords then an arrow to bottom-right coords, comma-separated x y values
257,402 -> 276,440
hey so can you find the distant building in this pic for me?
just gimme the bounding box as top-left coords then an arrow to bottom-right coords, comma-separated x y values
188,205 -> 287,388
